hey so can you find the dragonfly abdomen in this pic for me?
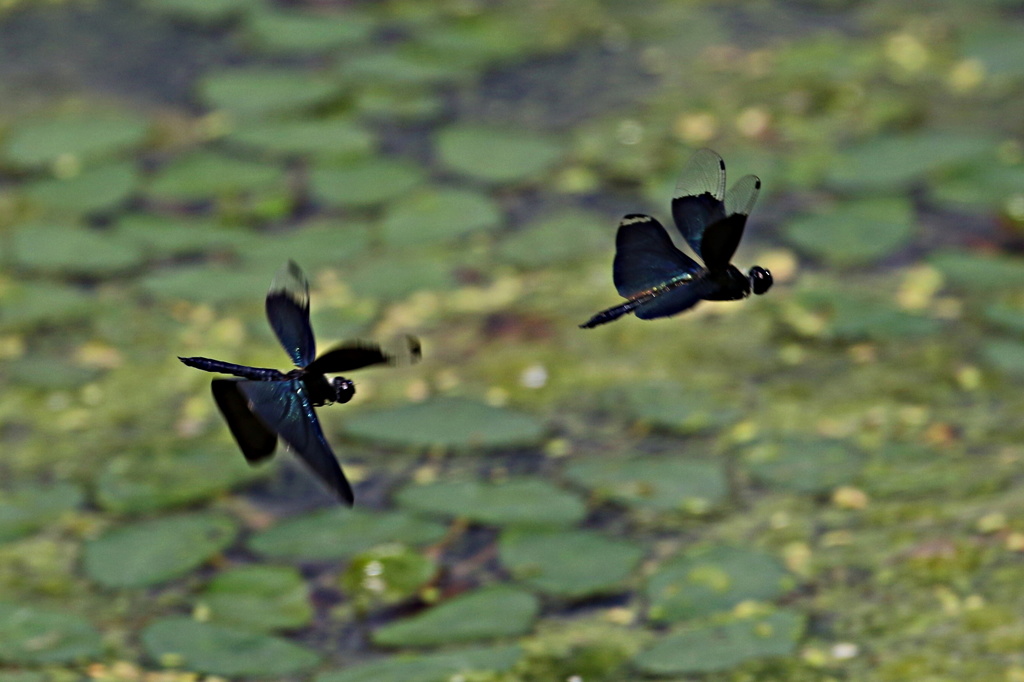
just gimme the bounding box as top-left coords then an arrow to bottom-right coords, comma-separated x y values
178,356 -> 285,381
579,279 -> 685,329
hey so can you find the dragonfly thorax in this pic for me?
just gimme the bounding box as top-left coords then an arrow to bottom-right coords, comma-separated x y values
302,373 -> 356,406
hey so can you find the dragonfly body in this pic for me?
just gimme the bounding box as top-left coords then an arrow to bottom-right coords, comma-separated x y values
179,261 -> 418,505
581,150 -> 773,329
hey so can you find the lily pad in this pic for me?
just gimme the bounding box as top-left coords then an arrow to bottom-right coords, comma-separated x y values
931,158 -> 1024,211
379,187 -> 502,247
395,479 -> 586,527
339,50 -> 470,87
981,339 -> 1024,377
617,381 -> 741,433
244,7 -> 375,54
242,220 -> 372,272
142,617 -> 320,677
141,0 -> 250,23
784,198 -> 914,267
20,162 -> 138,216
792,289 -> 942,341
201,565 -> 312,632
198,68 -> 340,117
309,158 -> 427,209
117,214 -> 247,256
315,644 -> 521,682
0,282 -> 97,329
0,603 -> 101,664
248,507 -> 446,561
984,297 -> 1024,336
565,457 -> 728,513
11,223 -> 145,275
95,449 -> 265,514
435,125 -> 564,184
344,397 -> 545,450
341,544 -> 438,609
139,265 -> 271,304
930,250 -> 1024,293
826,132 -> 995,192
372,586 -> 539,647
353,86 -> 445,122
147,151 -> 284,202
633,609 -> 805,675
4,356 -> 102,389
0,483 -> 84,543
2,110 -> 149,169
83,512 -> 237,588
745,438 -> 865,495
498,208 -> 611,268
343,250 -> 458,301
963,23 -> 1024,79
500,529 -> 643,598
225,117 -> 375,161
646,546 -> 794,623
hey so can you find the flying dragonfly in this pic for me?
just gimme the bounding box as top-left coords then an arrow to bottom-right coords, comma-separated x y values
580,149 -> 773,329
179,260 -> 421,506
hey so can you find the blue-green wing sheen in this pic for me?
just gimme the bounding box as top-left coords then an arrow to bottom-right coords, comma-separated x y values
613,215 -> 703,297
237,379 -> 353,505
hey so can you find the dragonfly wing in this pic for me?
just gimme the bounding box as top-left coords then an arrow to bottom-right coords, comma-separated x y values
671,148 -> 727,259
306,336 -> 422,375
700,173 -> 761,270
633,277 -> 719,319
238,378 -> 354,506
265,260 -> 317,368
613,214 -> 703,298
211,379 -> 277,463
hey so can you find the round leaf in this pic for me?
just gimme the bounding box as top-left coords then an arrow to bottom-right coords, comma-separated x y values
0,483 -> 84,543
0,603 -> 101,664
309,159 -> 427,209
2,111 -> 148,168
201,565 -> 313,632
147,152 -> 284,202
784,198 -> 914,267
565,457 -> 728,513
244,7 -> 375,54
315,644 -> 521,682
745,438 -> 865,495
11,223 -> 145,275
225,117 -> 375,161
20,162 -> 138,216
395,478 -> 586,528
436,125 -> 564,184
379,187 -> 502,247
498,208 -> 611,268
198,68 -> 340,117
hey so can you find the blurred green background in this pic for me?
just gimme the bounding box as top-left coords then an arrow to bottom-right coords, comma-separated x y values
2,0 -> 1024,680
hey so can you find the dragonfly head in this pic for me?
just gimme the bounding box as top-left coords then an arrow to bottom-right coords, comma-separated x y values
330,376 -> 356,404
748,266 -> 773,295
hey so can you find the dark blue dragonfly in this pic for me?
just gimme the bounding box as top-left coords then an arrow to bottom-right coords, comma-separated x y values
179,261 -> 420,505
580,149 -> 773,329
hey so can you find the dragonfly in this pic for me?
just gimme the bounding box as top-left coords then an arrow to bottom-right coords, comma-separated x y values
179,260 -> 421,506
580,149 -> 773,329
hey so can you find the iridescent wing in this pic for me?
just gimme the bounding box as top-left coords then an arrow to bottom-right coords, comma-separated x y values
700,173 -> 760,270
306,336 -> 422,375
613,214 -> 704,297
265,260 -> 316,368
211,379 -> 277,463
237,378 -> 354,506
670,149 -> 727,261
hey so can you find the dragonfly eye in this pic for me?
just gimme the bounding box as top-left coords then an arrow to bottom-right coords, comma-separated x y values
748,266 -> 773,295
331,377 -> 356,404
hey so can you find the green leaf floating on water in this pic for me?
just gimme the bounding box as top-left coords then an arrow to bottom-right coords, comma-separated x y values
95,449 -> 265,514
791,288 -> 941,341
0,482 -> 84,543
379,187 -> 502,247
248,507 -> 446,561
435,125 -> 564,184
11,223 -> 146,275
244,7 -> 376,55
20,161 -> 138,216
242,219 -> 372,273
341,543 -> 438,609
984,296 -> 1024,336
930,250 -> 1024,293
0,603 -> 102,664
1,110 -> 149,169
141,617 -> 321,677
646,546 -> 794,623
117,214 -> 248,256
980,339 -> 1024,377
343,249 -> 459,301
498,208 -> 612,269
338,50 -> 472,87
141,0 -> 250,24
315,644 -> 522,682
200,565 -> 312,632
0,281 -> 98,329
84,513 -> 237,588
615,381 -> 741,434
826,131 -> 995,192
565,457 -> 728,514
745,438 -> 865,495
140,265 -> 272,304
499,528 -> 643,598
395,479 -> 586,527
784,198 -> 914,267
344,397 -> 545,450
372,586 -> 539,647
198,67 -> 341,117
633,609 -> 805,675
225,117 -> 375,161
309,158 -> 427,209
4,356 -> 102,390
962,23 -> 1024,79
147,151 -> 284,202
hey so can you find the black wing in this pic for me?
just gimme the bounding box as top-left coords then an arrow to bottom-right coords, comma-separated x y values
700,173 -> 760,270
613,214 -> 704,297
237,378 -> 354,506
305,335 -> 422,375
670,148 -> 727,262
265,260 -> 317,368
211,379 -> 277,463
